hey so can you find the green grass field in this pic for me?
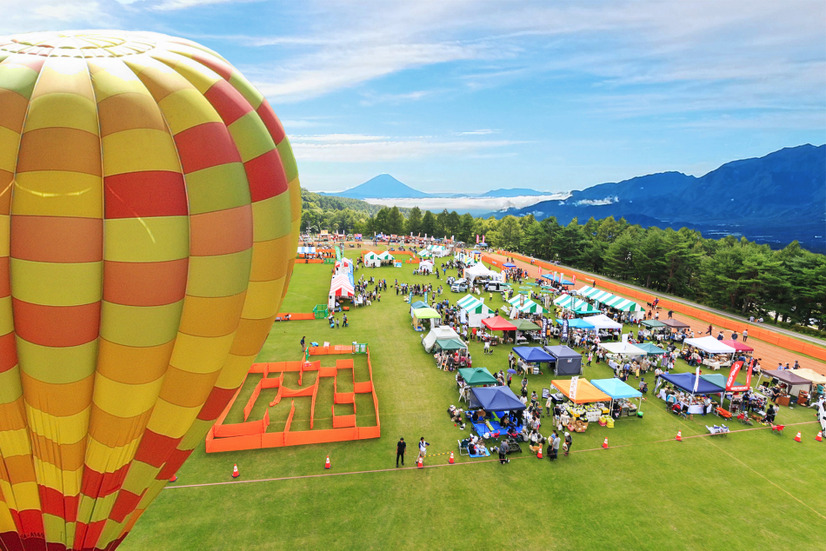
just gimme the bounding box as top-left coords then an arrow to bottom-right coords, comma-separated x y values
122,257 -> 825,551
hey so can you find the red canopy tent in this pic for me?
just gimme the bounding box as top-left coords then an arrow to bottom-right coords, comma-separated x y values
721,339 -> 754,353
482,316 -> 518,331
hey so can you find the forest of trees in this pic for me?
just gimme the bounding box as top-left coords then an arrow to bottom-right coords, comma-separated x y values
300,190 -> 825,334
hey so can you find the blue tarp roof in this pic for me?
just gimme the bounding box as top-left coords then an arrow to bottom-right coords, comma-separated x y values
660,372 -> 725,395
556,318 -> 595,329
541,274 -> 574,285
410,301 -> 428,309
469,386 -> 526,411
591,378 -> 642,399
512,346 -> 556,363
543,345 -> 582,360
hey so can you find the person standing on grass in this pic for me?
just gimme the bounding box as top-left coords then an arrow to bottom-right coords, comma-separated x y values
300,336 -> 305,351
418,437 -> 430,460
396,437 -> 406,467
499,439 -> 510,464
564,432 -> 572,456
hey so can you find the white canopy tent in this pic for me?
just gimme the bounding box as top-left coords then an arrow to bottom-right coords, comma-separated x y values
683,336 -> 737,355
582,314 -> 623,331
463,262 -> 499,284
422,325 -> 464,353
420,259 -> 435,273
600,341 -> 646,357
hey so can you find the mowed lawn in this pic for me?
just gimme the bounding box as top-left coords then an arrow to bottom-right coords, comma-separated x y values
122,256 -> 826,551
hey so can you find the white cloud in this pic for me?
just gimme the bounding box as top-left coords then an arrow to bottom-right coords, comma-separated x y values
458,129 -> 497,136
291,134 -> 523,162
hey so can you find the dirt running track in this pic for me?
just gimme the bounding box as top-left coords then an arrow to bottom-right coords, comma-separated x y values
485,251 -> 826,377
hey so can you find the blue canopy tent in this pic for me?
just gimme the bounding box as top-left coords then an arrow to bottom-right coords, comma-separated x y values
542,273 -> 574,285
512,346 -> 555,363
555,318 -> 594,329
467,386 -> 526,439
660,372 -> 725,396
543,345 -> 583,376
592,378 -> 644,415
468,386 -> 526,411
503,262 -> 517,268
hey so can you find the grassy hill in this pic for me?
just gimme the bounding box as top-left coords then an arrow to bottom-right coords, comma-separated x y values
121,257 -> 826,550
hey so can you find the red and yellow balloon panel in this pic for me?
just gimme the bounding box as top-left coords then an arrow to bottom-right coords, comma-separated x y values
0,31 -> 300,550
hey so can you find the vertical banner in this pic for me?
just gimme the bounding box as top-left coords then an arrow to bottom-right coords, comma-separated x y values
693,367 -> 701,393
569,376 -> 579,401
561,318 -> 569,342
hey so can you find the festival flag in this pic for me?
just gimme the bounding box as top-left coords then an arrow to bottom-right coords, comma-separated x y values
569,376 -> 579,401
693,367 -> 701,393
476,234 -> 479,244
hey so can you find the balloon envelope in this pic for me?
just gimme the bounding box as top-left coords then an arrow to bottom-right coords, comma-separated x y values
0,31 -> 300,550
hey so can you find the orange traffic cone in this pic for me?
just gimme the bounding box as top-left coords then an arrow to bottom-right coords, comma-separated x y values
169,474 -> 177,483
449,452 -> 455,464
417,456 -> 424,469
676,431 -> 682,442
602,438 -> 609,449
231,464 -> 239,478
816,431 -> 823,442
324,455 -> 331,470
537,448 -> 543,459
794,432 -> 801,443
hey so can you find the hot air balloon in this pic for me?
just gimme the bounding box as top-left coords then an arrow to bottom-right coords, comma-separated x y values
0,31 -> 300,550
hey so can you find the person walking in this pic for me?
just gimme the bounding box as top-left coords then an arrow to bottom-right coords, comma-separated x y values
396,437 -> 406,467
498,440 -> 510,464
564,432 -> 573,456
417,437 -> 430,461
742,329 -> 748,343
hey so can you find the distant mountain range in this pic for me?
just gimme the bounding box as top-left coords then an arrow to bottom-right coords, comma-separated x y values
322,174 -> 547,199
501,144 -> 825,252
319,145 -> 826,251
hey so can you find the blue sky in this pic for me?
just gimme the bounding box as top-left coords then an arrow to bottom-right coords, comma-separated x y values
5,0 -> 826,193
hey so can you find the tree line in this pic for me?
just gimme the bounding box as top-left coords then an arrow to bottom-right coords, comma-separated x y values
300,190 -> 825,334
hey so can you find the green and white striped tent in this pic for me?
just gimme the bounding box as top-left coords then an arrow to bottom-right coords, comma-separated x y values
456,294 -> 494,327
507,295 -> 546,314
553,294 -> 600,315
378,251 -> 395,261
576,285 -> 643,313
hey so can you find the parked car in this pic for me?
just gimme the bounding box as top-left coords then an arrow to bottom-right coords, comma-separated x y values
484,281 -> 509,292
451,278 -> 469,292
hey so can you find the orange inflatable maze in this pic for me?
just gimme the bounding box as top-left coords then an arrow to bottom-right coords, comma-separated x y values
206,345 -> 380,452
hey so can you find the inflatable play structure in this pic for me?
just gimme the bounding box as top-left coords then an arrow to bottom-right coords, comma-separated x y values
206,345 -> 381,452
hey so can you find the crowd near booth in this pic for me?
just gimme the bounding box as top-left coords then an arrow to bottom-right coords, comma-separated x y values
721,339 -> 754,356
683,336 -> 737,370
544,345 -> 583,375
658,372 -> 725,415
600,340 -> 646,359
582,314 -> 622,331
591,378 -> 644,418
335,257 -> 354,272
457,294 -> 495,327
419,259 -> 434,274
512,346 -> 555,374
551,378 -> 611,429
409,300 -> 428,317
662,318 -> 691,331
756,369 -> 813,406
465,386 -> 526,440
